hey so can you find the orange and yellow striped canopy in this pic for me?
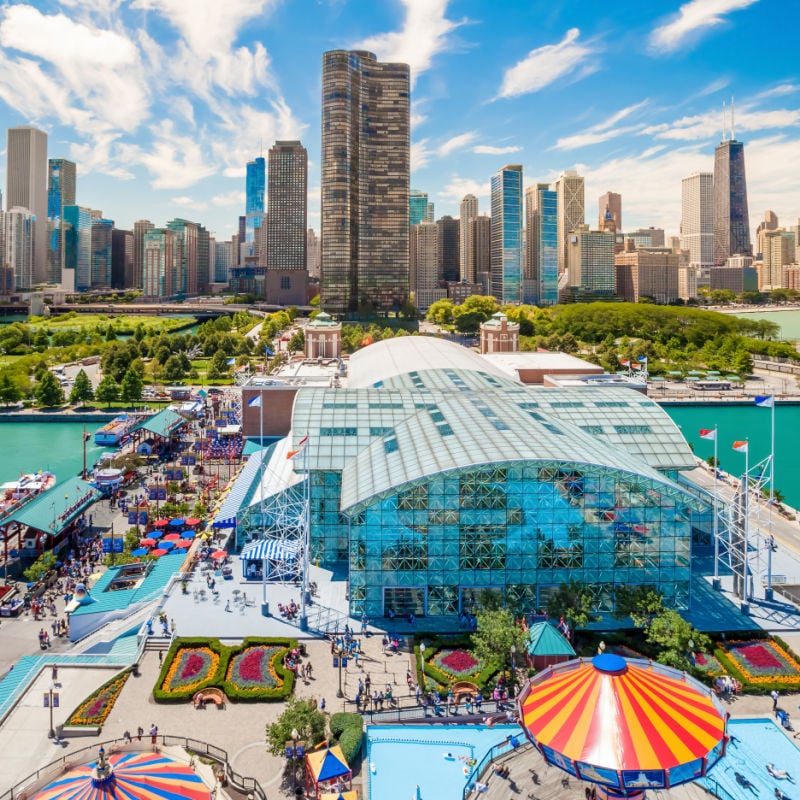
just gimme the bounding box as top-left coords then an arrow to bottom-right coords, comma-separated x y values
519,655 -> 727,777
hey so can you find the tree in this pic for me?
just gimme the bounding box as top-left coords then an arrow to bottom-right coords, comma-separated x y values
288,329 -> 305,353
69,369 -> 95,405
471,607 -> 527,669
644,609 -> 710,671
0,372 -> 21,406
96,375 -> 121,407
120,367 -> 143,405
162,355 -> 186,382
35,371 -> 65,407
612,586 -> 665,628
266,698 -> 327,757
207,349 -> 231,380
546,580 -> 599,631
24,551 -> 57,583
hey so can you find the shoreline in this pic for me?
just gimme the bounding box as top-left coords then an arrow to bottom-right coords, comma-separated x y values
715,304 -> 800,314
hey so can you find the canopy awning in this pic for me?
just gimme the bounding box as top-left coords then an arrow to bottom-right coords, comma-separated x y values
133,408 -> 186,438
240,538 -> 299,561
212,447 -> 270,528
1,477 -> 100,536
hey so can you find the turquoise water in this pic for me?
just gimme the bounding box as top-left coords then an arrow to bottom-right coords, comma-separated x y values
733,308 -> 800,341
700,718 -> 800,799
0,421 -> 105,484
366,724 -> 519,800
665,404 -> 800,509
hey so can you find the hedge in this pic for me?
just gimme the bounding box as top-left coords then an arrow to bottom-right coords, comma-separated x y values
329,712 -> 363,764
153,637 -> 297,703
65,668 -> 131,727
414,635 -> 501,696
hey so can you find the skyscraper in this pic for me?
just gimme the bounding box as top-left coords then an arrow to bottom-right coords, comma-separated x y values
6,126 -> 48,283
525,184 -> 558,306
681,173 -> 714,267
410,190 -> 429,226
245,156 -> 266,246
143,228 -> 177,299
46,158 -> 76,284
306,229 -> 321,278
598,191 -> 622,232
321,49 -> 410,316
410,222 -> 443,310
436,215 -> 459,283
266,140 -> 308,304
555,170 -> 585,277
470,215 -> 491,289
0,207 -> 34,289
111,228 -> 133,289
167,219 -> 210,296
713,137 -> 751,263
133,220 -> 154,290
756,210 -> 779,258
459,194 -> 478,282
91,219 -> 114,289
566,226 -> 616,296
490,164 -> 523,304
762,229 -> 796,289
62,205 -> 92,292
214,240 -> 233,283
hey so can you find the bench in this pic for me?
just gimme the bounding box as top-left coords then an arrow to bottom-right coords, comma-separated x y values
193,688 -> 226,709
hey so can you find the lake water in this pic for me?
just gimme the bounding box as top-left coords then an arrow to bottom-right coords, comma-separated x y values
733,308 -> 800,341
0,421 -> 105,485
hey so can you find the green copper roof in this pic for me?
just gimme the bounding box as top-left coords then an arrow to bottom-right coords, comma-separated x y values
526,621 -> 576,657
134,408 -> 186,438
3,476 -> 100,535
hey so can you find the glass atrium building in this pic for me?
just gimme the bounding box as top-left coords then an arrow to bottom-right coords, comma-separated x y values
230,338 -> 703,621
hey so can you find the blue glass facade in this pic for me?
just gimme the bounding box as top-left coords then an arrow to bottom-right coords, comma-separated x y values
63,205 -> 91,291
245,157 -> 265,244
490,166 -> 523,304
537,187 -> 558,306
46,159 -> 75,284
91,219 -> 114,289
409,190 -> 429,226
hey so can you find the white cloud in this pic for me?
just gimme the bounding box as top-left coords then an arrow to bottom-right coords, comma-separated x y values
437,175 -> 490,204
438,131 -> 478,157
649,0 -> 759,53
472,145 -> 522,155
212,190 -> 246,207
411,138 -> 433,171
353,0 -> 465,88
171,195 -> 208,211
553,102 -> 649,150
411,100 -> 428,128
496,28 -> 598,100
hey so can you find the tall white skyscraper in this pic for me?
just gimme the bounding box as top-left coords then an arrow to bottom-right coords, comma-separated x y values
680,173 -> 714,267
6,126 -> 48,283
459,194 -> 478,282
555,170 -> 584,277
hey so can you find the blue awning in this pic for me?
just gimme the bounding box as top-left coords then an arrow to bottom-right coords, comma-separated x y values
211,448 -> 269,528
240,538 -> 299,561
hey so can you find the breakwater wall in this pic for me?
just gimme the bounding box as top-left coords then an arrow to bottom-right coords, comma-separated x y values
0,412 -> 118,423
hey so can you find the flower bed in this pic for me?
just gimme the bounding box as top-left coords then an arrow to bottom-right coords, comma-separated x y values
225,645 -> 285,698
416,636 -> 499,692
67,670 -> 130,727
432,648 -> 483,680
720,639 -> 800,685
693,652 -> 723,675
157,643 -> 222,700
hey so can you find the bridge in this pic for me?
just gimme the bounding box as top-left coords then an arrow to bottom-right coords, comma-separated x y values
45,302 -> 314,318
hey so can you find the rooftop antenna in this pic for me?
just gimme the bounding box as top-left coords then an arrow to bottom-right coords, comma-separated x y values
722,101 -> 727,141
731,96 -> 735,140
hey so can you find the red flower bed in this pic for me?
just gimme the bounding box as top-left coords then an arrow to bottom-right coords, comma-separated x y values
737,644 -> 783,670
441,650 -> 479,673
182,653 -> 205,680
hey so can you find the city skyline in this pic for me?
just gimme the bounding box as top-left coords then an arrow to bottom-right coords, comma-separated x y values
0,0 -> 798,240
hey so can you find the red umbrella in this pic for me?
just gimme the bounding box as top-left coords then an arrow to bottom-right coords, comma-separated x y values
150,548 -> 169,556
175,539 -> 193,548
139,538 -> 156,547
210,550 -> 227,560
163,532 -> 181,540
154,518 -> 170,527
185,517 -> 201,526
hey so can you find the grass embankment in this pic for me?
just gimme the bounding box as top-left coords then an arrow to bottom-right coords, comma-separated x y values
29,313 -> 195,335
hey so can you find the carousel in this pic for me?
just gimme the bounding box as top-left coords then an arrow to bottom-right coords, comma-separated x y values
517,653 -> 729,799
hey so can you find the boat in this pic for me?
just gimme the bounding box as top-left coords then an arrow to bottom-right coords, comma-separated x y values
94,414 -> 137,446
0,471 -> 56,520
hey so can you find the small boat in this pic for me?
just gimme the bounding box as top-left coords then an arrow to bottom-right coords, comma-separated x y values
0,471 -> 56,521
95,414 -> 137,445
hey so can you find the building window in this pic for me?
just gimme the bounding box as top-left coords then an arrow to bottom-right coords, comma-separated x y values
280,276 -> 291,290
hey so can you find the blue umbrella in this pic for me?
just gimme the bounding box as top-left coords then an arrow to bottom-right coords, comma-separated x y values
170,518 -> 186,527
178,529 -> 196,538
131,547 -> 150,557
160,541 -> 176,551
149,529 -> 164,539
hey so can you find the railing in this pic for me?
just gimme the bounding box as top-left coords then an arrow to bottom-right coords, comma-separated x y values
698,777 -> 739,800
353,699 -> 511,724
0,734 -> 267,800
460,737 -> 531,800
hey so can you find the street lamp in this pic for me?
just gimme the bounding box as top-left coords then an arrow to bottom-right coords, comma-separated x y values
290,728 -> 299,790
509,645 -> 517,698
335,646 -> 344,699
47,682 -> 56,739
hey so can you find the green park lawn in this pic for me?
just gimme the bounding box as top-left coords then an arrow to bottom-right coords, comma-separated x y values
29,314 -> 196,335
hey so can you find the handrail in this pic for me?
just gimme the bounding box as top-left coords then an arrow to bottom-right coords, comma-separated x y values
1,734 -> 267,800
460,738 -> 531,800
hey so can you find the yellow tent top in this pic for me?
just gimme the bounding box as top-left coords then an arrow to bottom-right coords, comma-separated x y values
320,792 -> 358,800
306,744 -> 350,781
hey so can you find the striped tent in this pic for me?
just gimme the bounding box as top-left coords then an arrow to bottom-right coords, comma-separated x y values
240,538 -> 299,561
518,654 -> 728,798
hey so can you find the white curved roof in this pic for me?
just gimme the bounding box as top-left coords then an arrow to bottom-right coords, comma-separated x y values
347,336 -> 514,389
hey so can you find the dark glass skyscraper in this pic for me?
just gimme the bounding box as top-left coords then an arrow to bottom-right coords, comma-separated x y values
490,165 -> 523,304
46,158 -> 76,284
245,156 -> 265,245
410,190 -> 429,226
713,139 -> 751,264
526,184 -> 558,306
321,50 -> 410,317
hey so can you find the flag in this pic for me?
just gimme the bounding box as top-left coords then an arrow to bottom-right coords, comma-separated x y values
732,441 -> 748,453
265,347 -> 274,357
637,355 -> 648,362
286,436 -> 308,460
754,395 -> 774,408
620,359 -> 630,366
226,357 -> 235,365
699,429 -> 716,440
633,363 -> 642,369
247,395 -> 262,408
297,434 -> 309,447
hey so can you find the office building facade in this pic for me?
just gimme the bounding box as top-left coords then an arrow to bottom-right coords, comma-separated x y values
321,50 -> 410,316
90,219 -> 114,289
681,173 -> 714,267
566,226 -> 616,296
62,205 -> 92,292
555,170 -> 585,278
459,194 -> 479,283
762,230 -> 796,290
267,141 -> 307,272
713,139 -> 751,264
490,165 -> 523,304
245,156 -> 266,246
143,228 -> 177,299
132,220 -> 154,291
410,190 -> 429,226
598,191 -> 621,232
46,158 -> 76,285
525,184 -> 558,306
0,207 -> 34,289
437,215 -> 460,284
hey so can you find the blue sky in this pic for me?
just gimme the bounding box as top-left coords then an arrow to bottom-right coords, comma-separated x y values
1,0 -> 798,242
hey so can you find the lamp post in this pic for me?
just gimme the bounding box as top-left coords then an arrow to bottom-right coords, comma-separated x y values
335,645 -> 344,699
290,728 -> 299,791
47,682 -> 56,739
509,645 -> 517,698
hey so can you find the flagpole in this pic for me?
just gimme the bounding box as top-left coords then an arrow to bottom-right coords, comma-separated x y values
299,433 -> 309,632
712,425 -> 719,588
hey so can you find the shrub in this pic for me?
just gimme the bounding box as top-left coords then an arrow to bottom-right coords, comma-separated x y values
66,669 -> 131,727
329,712 -> 363,764
222,638 -> 297,701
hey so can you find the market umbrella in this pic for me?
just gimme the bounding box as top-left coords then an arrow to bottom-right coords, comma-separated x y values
169,518 -> 186,527
131,548 -> 150,557
149,529 -> 165,540
30,751 -> 209,800
518,654 -> 727,799
179,529 -> 196,538
160,541 -> 176,551
139,538 -> 156,547
163,532 -> 181,540
185,517 -> 202,526
150,548 -> 168,557
153,518 -> 170,527
175,539 -> 193,548
210,550 -> 227,560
